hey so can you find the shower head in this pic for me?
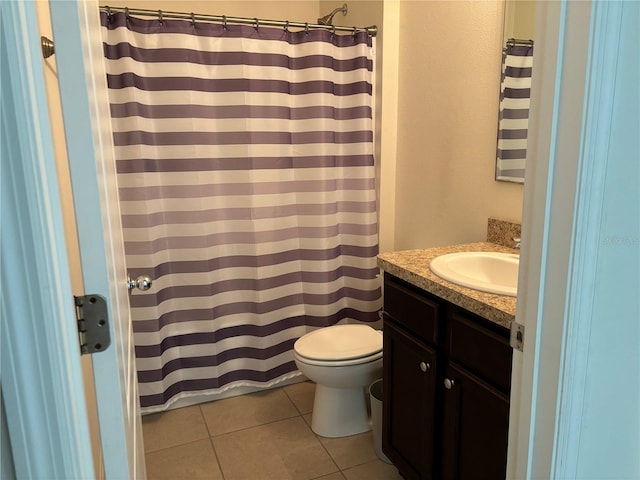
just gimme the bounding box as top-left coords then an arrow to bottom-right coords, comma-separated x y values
317,4 -> 348,26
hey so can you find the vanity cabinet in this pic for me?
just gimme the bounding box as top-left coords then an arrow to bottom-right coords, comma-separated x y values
382,273 -> 513,480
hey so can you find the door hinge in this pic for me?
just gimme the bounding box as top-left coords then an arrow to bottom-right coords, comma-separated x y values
510,321 -> 525,352
74,294 -> 111,355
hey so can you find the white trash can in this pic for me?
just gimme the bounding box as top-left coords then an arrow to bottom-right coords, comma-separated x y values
369,379 -> 392,464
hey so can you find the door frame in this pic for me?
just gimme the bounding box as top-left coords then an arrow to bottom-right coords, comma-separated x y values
508,1 -> 636,478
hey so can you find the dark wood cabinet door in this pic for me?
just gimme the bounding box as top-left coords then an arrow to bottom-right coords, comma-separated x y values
383,319 -> 437,480
441,363 -> 510,480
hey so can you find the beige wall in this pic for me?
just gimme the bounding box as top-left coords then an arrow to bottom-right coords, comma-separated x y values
391,0 -> 524,251
504,0 -> 537,41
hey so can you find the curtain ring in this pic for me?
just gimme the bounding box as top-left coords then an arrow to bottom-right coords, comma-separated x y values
222,15 -> 227,30
332,25 -> 336,36
284,20 -> 289,33
105,6 -> 112,23
305,22 -> 309,35
191,12 -> 196,27
254,18 -> 259,31
158,10 -> 163,25
124,7 -> 130,22
352,26 -> 357,38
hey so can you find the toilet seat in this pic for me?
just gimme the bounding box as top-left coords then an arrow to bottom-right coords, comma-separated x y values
295,349 -> 382,367
294,324 -> 382,364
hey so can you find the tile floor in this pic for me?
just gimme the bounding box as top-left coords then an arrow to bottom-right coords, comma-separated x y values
142,381 -> 404,480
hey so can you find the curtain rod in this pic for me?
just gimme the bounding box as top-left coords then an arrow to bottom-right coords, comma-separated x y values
506,38 -> 534,46
99,5 -> 378,37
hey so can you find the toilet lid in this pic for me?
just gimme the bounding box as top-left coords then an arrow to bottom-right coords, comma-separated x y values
294,324 -> 382,361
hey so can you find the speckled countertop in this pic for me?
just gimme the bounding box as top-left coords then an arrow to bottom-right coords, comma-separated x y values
377,242 -> 518,329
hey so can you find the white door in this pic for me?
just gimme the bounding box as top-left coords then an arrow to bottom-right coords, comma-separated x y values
1,2 -> 142,478
1,3 -> 96,478
48,2 -> 146,478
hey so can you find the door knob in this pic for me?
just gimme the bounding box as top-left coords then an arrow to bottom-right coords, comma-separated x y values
419,362 -> 430,372
444,378 -> 456,390
127,274 -> 152,291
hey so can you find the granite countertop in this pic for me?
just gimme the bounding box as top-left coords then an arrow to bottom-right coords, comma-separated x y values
377,242 -> 518,329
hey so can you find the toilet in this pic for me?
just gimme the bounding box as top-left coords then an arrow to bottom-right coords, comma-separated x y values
293,324 -> 383,438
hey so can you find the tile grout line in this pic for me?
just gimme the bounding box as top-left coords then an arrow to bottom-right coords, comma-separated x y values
199,404 -> 228,480
281,381 -> 315,417
199,404 -> 213,437
315,437 -> 343,477
207,434 -> 227,480
201,388 -> 301,438
142,435 -> 211,456
283,382 -> 345,477
207,412 -> 303,438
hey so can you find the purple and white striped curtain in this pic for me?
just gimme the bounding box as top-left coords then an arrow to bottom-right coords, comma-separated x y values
496,43 -> 533,183
100,12 -> 381,412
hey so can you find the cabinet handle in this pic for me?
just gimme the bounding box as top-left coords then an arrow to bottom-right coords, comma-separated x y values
444,378 -> 456,390
419,362 -> 430,372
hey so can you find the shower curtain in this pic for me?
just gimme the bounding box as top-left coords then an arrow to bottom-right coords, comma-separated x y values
496,43 -> 534,183
100,11 -> 381,412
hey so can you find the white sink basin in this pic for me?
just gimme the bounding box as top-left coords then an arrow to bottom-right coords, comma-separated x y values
429,252 -> 519,297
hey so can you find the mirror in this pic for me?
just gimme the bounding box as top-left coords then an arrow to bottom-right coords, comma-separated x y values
495,1 -> 536,184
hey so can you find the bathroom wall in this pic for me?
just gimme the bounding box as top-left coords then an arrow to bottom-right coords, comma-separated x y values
392,1 -> 524,251
504,0 -> 537,41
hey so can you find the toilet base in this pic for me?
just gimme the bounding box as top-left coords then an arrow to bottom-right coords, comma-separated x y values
310,384 -> 371,438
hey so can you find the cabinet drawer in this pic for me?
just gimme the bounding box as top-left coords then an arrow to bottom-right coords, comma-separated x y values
383,276 -> 439,345
448,311 -> 512,393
